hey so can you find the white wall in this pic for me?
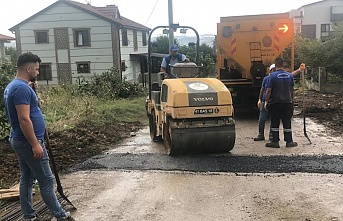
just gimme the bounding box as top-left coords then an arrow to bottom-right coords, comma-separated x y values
120,29 -> 148,83
18,1 -> 148,84
298,0 -> 343,39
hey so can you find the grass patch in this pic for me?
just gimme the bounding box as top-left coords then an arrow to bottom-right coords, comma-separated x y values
39,85 -> 148,132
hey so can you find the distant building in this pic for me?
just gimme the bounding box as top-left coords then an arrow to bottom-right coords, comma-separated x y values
0,34 -> 15,63
290,0 -> 343,41
9,0 -> 150,85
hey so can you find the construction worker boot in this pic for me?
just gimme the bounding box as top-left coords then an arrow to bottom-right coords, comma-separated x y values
265,142 -> 280,148
286,142 -> 298,147
254,135 -> 265,141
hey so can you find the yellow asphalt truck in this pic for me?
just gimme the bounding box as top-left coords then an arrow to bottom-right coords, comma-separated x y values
216,13 -> 295,107
146,25 -> 235,155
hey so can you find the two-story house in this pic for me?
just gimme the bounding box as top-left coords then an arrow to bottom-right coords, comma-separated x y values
290,0 -> 343,41
0,34 -> 15,63
9,0 -> 150,85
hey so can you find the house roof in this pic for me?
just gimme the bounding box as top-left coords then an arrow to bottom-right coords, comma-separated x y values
299,0 -> 332,9
0,34 -> 15,41
10,0 -> 150,32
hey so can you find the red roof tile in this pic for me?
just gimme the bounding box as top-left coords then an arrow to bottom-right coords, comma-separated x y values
10,0 -> 150,31
0,34 -> 15,41
67,1 -> 150,31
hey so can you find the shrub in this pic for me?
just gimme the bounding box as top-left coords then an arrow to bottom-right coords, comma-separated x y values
0,61 -> 16,138
77,67 -> 145,99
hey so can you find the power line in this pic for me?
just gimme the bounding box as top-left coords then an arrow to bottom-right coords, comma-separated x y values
146,0 -> 159,23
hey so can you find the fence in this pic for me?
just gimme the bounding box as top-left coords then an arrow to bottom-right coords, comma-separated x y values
305,67 -> 343,94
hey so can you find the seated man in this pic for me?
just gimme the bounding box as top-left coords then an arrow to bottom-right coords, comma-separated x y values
160,44 -> 189,78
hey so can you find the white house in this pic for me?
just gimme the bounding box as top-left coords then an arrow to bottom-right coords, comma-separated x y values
290,0 -> 343,40
9,0 -> 150,85
0,34 -> 15,63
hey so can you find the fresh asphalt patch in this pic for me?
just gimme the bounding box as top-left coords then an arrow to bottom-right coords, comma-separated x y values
69,153 -> 343,174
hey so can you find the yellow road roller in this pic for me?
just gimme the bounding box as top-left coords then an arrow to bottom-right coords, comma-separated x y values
146,25 -> 235,155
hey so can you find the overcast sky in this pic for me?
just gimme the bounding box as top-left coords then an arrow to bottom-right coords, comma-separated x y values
1,0 -> 318,38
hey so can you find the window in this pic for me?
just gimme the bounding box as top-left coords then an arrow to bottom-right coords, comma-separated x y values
38,63 -> 52,81
74,29 -> 91,47
121,60 -> 126,72
122,29 -> 128,46
133,30 -> 138,51
142,31 -> 147,46
321,24 -> 330,32
34,30 -> 49,44
77,62 -> 91,74
321,24 -> 330,37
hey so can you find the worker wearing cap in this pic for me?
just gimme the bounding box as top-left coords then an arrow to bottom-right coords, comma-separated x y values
264,58 -> 306,148
160,44 -> 189,77
254,62 -> 306,142
254,64 -> 275,141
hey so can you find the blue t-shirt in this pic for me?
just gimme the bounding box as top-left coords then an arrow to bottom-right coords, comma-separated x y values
261,75 -> 270,102
267,69 -> 294,104
4,78 -> 45,141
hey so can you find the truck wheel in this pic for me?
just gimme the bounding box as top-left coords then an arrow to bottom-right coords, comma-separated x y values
149,110 -> 162,141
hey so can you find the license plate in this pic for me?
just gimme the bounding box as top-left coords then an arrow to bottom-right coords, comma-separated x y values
194,108 -> 213,114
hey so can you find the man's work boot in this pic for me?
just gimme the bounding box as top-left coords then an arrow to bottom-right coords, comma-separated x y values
254,135 -> 265,141
265,142 -> 280,148
286,142 -> 298,147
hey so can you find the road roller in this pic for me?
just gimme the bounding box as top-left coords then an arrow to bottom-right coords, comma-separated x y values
146,25 -> 235,155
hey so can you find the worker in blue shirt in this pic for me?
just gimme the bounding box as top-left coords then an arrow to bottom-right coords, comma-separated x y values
264,58 -> 298,148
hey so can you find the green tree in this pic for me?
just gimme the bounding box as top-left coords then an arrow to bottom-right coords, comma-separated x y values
5,47 -> 17,63
151,36 -> 216,77
151,36 -> 178,54
180,43 -> 215,77
294,23 -> 343,78
0,61 -> 16,138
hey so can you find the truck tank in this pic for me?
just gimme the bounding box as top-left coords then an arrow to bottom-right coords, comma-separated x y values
216,13 -> 295,107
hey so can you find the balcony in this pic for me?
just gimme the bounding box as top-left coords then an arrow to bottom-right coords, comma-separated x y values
330,6 -> 343,21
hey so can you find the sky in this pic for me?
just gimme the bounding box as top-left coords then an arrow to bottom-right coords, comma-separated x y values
1,0 -> 319,38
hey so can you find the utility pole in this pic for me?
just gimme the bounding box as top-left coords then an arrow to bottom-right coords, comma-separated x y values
168,0 -> 174,49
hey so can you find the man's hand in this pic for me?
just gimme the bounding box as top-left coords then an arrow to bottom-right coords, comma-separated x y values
257,99 -> 261,108
32,142 -> 44,160
300,63 -> 306,71
264,102 -> 269,111
28,81 -> 38,90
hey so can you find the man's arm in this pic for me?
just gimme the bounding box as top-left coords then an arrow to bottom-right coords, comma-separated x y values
291,63 -> 306,77
291,68 -> 301,77
257,86 -> 264,108
181,54 -> 190,62
15,104 -> 43,159
264,88 -> 272,111
160,57 -> 167,72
